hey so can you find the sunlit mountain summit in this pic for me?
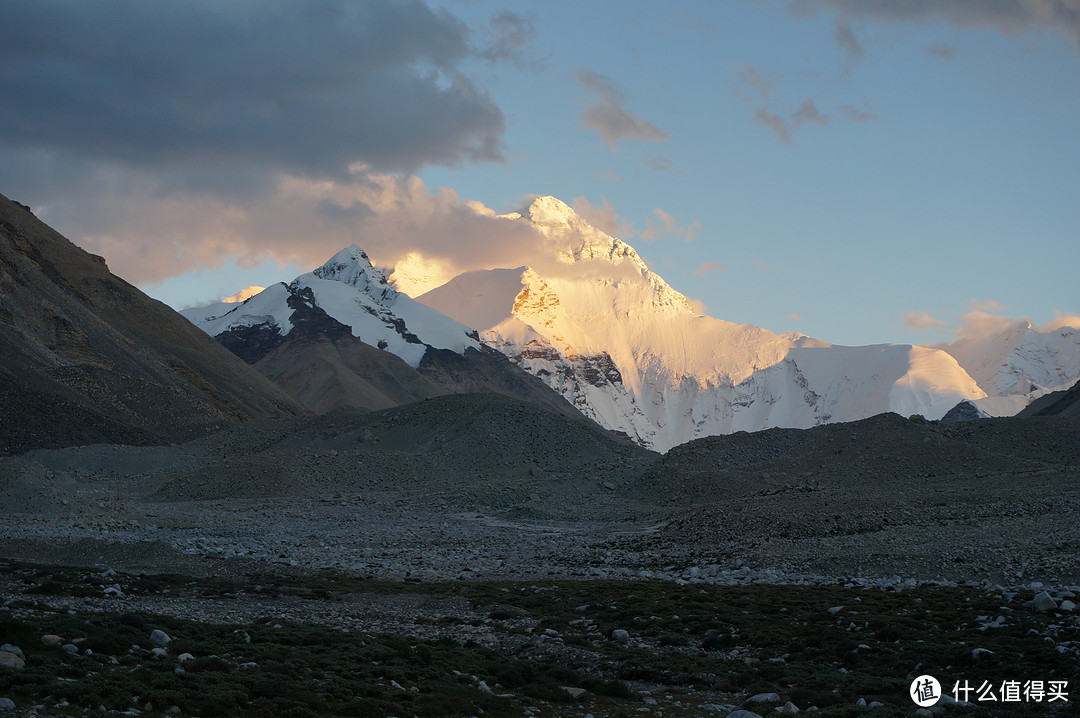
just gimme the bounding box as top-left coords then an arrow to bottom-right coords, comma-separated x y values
184,196 -> 1079,451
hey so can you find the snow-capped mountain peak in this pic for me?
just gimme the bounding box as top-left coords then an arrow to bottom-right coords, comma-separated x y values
509,196 -> 651,271
416,196 -> 992,450
183,246 -> 479,369
307,243 -> 397,303
935,318 -> 1080,399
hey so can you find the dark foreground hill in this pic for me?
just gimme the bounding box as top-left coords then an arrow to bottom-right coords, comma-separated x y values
0,193 -> 306,455
3,395 -> 1077,584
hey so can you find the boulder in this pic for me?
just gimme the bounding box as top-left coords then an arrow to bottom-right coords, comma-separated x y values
747,692 -> 781,704
1031,591 -> 1057,612
0,653 -> 24,671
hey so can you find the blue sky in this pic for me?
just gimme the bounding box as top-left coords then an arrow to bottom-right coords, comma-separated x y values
1,0 -> 1077,346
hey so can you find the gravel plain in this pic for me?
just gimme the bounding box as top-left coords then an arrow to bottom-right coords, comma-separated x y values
3,394 -> 1079,589
2,395 -> 1080,716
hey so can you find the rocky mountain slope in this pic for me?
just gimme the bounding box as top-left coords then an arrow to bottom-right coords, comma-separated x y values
0,193 -> 306,456
182,246 -> 592,421
1018,377 -> 1080,418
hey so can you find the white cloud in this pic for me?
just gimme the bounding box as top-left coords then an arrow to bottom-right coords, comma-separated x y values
694,261 -> 726,276
968,298 -> 1009,312
955,310 -> 1019,339
1042,312 -> 1080,331
571,196 -> 638,239
640,208 -> 702,242
903,310 -> 951,331
62,166 -> 545,286
574,68 -> 668,150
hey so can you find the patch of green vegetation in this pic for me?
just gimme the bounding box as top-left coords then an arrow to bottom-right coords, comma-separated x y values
2,562 -> 1076,716
0,583 -> 638,717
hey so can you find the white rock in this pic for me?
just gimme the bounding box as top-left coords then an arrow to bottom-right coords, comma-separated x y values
611,629 -> 630,642
0,645 -> 22,660
1060,599 -> 1076,612
971,648 -> 994,660
41,634 -> 63,647
777,701 -> 799,713
0,697 -> 14,710
747,692 -> 781,704
150,629 -> 171,646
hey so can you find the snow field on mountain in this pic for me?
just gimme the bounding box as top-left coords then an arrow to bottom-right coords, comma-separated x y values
182,196 -> 1079,451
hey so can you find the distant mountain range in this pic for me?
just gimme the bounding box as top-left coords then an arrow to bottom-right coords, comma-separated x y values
182,196 -> 1080,451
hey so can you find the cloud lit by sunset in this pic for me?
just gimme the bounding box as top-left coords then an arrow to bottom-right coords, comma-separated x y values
0,0 -> 1075,345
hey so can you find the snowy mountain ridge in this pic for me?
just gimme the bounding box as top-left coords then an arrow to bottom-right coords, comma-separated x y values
936,318 -> 1080,397
181,195 -> 1078,451
414,200 -> 985,450
181,244 -> 479,369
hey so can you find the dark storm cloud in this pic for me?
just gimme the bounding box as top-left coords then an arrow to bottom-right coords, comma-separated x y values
0,0 -> 507,178
790,0 -> 1080,47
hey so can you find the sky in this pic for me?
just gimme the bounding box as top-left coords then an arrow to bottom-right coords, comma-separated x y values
1,0 -> 1077,348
